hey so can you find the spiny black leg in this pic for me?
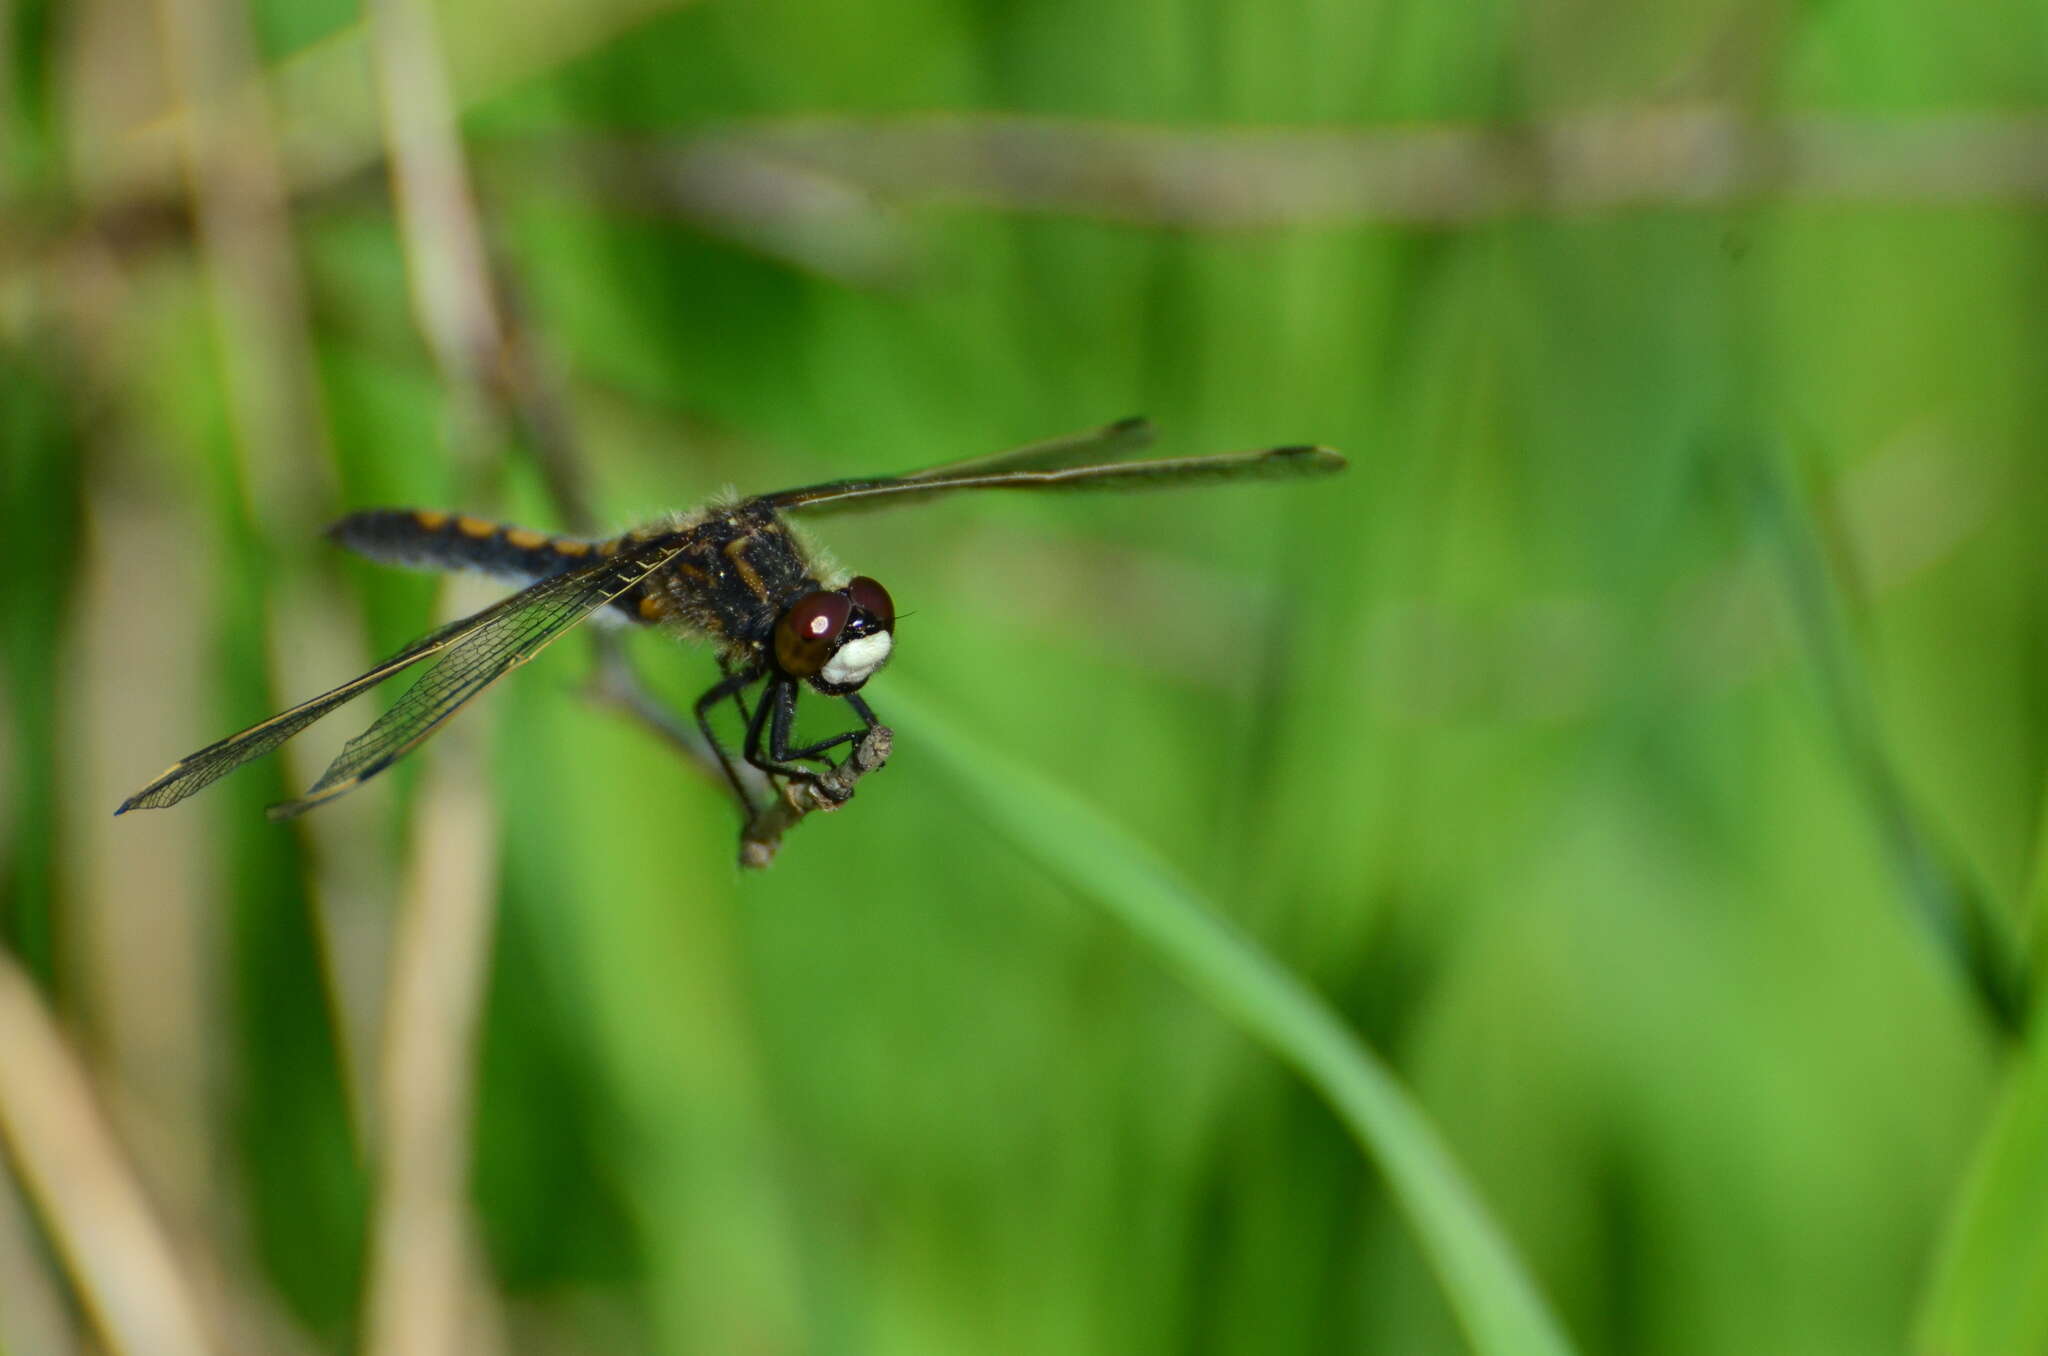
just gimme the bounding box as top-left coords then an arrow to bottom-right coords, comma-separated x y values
740,675 -> 784,776
774,687 -> 874,764
722,655 -> 757,731
770,676 -> 800,761
741,678 -> 813,780
779,729 -> 862,763
781,690 -> 879,761
694,662 -> 765,817
749,680 -> 812,779
770,680 -> 848,763
743,679 -> 851,795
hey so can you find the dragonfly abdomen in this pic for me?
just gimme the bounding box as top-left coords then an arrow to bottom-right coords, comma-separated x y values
327,509 -> 683,626
328,509 -> 599,587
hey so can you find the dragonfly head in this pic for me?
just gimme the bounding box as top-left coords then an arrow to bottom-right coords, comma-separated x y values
774,575 -> 895,694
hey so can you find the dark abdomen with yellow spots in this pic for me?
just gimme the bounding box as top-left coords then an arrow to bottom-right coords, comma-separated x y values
326,508 -> 646,614
329,500 -> 825,646
329,508 -> 601,581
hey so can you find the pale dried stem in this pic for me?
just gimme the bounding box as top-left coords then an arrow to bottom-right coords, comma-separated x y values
577,109 -> 2048,227
361,1 -> 520,1351
0,952 -> 217,1356
37,108 -> 2048,308
0,1152 -> 79,1356
368,0 -> 596,527
75,107 -> 2048,263
150,0 -> 387,1150
370,0 -> 502,472
362,718 -> 505,1356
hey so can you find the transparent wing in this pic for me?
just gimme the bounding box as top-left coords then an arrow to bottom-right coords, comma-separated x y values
768,442 -> 1347,516
764,417 -> 1152,516
892,415 -> 1155,480
117,539 -> 678,818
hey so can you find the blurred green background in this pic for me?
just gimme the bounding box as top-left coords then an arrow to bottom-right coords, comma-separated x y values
5,0 -> 2048,1353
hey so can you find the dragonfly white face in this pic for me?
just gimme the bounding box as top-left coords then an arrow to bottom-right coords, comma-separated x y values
821,629 -> 892,688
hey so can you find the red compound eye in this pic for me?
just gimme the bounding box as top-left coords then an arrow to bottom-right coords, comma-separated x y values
774,591 -> 853,677
845,576 -> 894,630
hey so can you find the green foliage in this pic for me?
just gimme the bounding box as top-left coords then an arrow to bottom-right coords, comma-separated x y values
3,0 -> 2047,1353
893,683 -> 1576,1356
1920,1025 -> 2048,1356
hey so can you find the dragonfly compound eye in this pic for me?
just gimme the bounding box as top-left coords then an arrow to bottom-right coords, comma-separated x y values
775,591 -> 853,677
844,576 -> 894,631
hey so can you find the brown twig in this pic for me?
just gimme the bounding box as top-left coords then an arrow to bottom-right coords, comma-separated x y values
738,725 -> 893,869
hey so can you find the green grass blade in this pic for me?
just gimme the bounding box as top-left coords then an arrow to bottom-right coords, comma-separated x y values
888,682 -> 1579,1356
1915,1029 -> 2048,1355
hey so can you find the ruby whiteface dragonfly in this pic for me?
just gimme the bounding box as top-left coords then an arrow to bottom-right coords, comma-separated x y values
117,418 -> 1346,833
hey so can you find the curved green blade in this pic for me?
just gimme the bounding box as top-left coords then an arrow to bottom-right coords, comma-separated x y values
889,683 -> 1579,1356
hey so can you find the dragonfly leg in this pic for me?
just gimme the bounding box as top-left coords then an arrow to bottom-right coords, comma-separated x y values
771,690 -> 878,767
721,655 -> 756,732
693,661 -> 767,817
774,684 -> 882,765
743,679 -> 854,799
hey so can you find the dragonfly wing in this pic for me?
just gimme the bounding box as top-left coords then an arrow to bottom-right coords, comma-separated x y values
116,609 -> 494,813
772,444 -> 1346,516
762,417 -> 1154,516
268,539 -> 681,818
116,540 -> 676,816
896,416 -> 1156,480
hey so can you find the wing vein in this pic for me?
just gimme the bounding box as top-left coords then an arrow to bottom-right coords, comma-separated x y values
773,443 -> 1346,516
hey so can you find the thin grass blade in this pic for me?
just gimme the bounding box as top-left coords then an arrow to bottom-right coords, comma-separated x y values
887,682 -> 1579,1356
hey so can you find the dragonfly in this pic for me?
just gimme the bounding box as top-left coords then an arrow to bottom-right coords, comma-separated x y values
117,417 -> 1346,836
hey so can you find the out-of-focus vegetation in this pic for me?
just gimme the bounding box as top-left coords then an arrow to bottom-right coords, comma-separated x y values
3,0 -> 2048,1353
